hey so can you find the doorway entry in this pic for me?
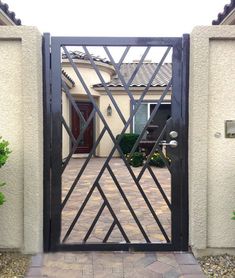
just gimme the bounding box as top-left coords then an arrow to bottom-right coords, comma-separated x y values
71,102 -> 94,154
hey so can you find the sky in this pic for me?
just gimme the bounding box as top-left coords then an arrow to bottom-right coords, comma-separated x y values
5,0 -> 230,36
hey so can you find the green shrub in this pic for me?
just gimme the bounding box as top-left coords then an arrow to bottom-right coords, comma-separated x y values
0,137 -> 11,167
149,152 -> 165,168
116,133 -> 139,155
232,211 -> 235,220
128,152 -> 144,167
0,187 -> 6,205
0,137 -> 11,206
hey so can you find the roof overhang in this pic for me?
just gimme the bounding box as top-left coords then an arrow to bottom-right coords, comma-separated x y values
61,70 -> 75,89
220,8 -> 235,24
62,59 -> 115,76
212,0 -> 235,25
0,1 -> 21,25
0,8 -> 15,25
94,86 -> 172,95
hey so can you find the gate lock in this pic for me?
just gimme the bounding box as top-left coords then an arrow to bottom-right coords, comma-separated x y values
159,130 -> 178,148
159,140 -> 178,148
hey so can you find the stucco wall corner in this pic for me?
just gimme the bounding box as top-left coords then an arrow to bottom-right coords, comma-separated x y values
21,27 -> 43,254
189,27 -> 209,250
189,26 -> 235,256
0,26 -> 43,254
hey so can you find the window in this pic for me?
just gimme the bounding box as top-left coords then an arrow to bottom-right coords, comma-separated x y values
133,102 -> 171,138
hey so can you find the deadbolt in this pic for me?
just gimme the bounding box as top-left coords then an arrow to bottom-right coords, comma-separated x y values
169,131 -> 178,139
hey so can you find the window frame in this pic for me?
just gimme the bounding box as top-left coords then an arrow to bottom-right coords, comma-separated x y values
132,100 -> 171,133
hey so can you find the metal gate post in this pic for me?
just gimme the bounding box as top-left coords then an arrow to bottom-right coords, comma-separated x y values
43,32 -> 52,252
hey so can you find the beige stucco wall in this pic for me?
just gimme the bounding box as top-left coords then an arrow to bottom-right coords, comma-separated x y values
190,26 -> 235,257
0,27 -> 43,254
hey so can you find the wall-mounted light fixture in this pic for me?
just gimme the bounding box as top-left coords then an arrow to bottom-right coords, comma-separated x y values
107,104 -> 112,116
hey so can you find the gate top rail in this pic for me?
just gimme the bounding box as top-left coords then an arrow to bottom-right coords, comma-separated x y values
50,36 -> 182,47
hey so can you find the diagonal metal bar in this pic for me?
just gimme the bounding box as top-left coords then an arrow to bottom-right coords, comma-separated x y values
129,46 -> 171,107
103,221 -> 116,243
64,44 -> 170,164
104,46 -> 134,102
62,80 -> 86,124
156,146 -> 171,171
147,166 -> 172,210
63,45 -> 171,167
62,181 -> 98,243
126,47 -> 151,88
61,108 -> 96,174
62,116 -> 76,146
134,124 -> 172,208
105,46 -> 171,105
62,46 -> 132,163
137,123 -> 172,211
107,164 -> 150,243
128,79 -> 172,161
61,127 -> 106,209
104,46 -> 172,154
63,179 -> 130,243
111,145 -> 171,243
134,116 -> 171,174
84,126 -> 170,243
83,46 -> 126,125
62,46 -> 125,146
137,125 -> 168,179
96,182 -> 130,243
62,46 -> 171,242
83,202 -> 106,243
117,46 -> 130,69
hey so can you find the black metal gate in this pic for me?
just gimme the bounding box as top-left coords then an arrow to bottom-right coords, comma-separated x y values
43,34 -> 189,252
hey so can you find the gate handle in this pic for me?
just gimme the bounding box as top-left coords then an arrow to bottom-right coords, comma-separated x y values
159,140 -> 178,148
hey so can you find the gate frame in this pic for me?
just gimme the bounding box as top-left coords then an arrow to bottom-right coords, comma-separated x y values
43,34 -> 189,252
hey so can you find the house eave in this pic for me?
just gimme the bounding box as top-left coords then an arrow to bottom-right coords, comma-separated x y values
212,1 -> 235,25
0,9 -> 15,25
94,86 -> 169,92
62,75 -> 74,90
94,86 -> 172,96
220,9 -> 235,25
62,59 -> 115,76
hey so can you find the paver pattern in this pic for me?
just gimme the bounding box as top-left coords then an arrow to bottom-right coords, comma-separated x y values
61,158 -> 171,244
26,252 -> 206,278
25,159 -> 205,278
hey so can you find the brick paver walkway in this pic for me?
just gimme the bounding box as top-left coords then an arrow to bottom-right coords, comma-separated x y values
25,158 -> 206,277
61,158 -> 171,244
26,252 -> 205,277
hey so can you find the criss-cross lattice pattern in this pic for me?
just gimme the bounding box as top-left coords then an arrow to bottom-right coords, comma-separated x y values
60,45 -> 173,245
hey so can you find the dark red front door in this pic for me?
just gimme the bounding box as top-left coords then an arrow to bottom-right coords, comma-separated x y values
72,102 -> 93,153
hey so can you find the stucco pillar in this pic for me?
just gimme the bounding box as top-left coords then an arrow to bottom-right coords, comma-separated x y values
190,26 -> 235,257
0,26 -> 43,254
